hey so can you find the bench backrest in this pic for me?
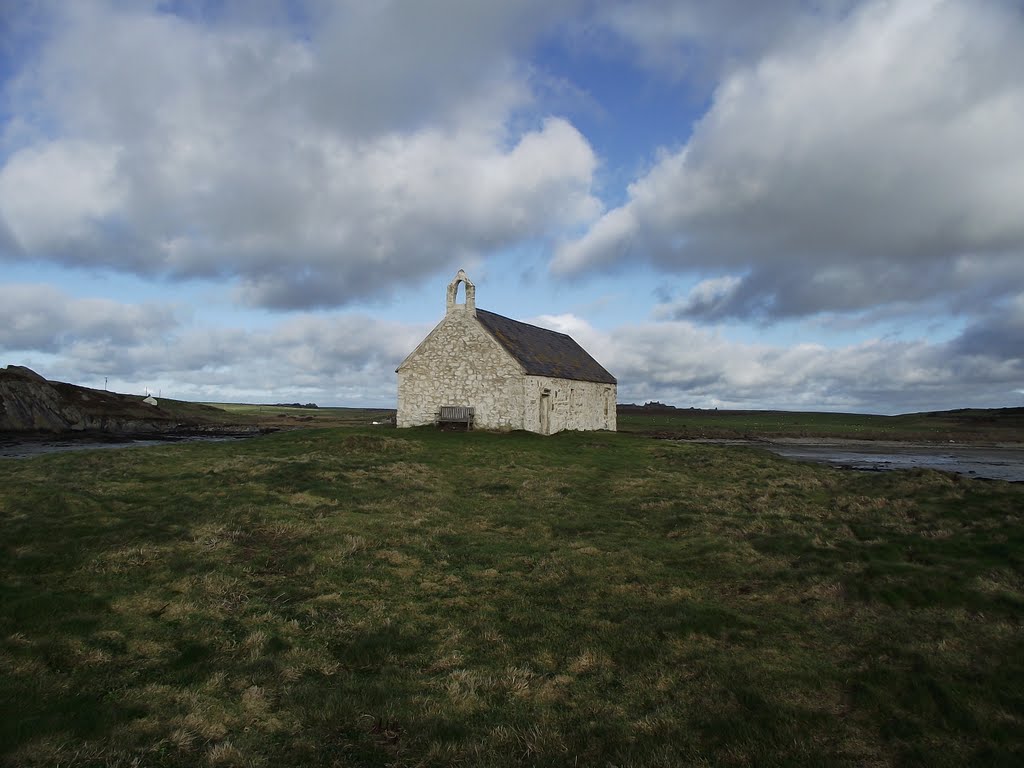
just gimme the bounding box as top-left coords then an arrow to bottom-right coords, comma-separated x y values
438,406 -> 474,421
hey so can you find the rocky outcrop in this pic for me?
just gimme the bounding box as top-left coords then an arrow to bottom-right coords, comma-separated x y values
2,367 -> 91,431
0,365 -> 208,434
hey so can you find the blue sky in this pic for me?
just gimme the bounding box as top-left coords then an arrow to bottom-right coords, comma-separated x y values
2,0 -> 1023,412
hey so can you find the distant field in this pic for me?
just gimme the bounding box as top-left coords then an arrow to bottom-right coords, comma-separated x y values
197,403 -> 1024,443
2,426 -> 1022,766
617,406 -> 1024,443
201,403 -> 393,430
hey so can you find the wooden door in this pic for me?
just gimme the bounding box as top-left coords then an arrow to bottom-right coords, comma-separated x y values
539,391 -> 551,435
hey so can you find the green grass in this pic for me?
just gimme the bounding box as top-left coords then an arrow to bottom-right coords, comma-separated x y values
1,428 -> 1022,766
201,403 -> 393,430
617,407 -> 1024,442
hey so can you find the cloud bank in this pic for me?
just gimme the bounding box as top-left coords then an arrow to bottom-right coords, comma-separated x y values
557,0 -> 1024,321
0,1 -> 597,309
5,286 -> 1019,413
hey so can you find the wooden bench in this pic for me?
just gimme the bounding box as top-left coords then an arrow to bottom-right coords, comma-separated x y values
437,405 -> 474,430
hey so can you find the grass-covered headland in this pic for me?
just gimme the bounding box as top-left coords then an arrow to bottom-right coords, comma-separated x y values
1,427 -> 1022,766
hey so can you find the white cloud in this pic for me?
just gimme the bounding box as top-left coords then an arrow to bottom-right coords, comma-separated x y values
0,284 -> 177,351
0,141 -> 125,254
4,285 -> 1020,411
1,284 -> 426,404
553,205 -> 637,275
0,1 -> 597,308
524,312 -> 1023,413
557,0 -> 1024,319
234,116 -> 600,308
11,293 -> 519,405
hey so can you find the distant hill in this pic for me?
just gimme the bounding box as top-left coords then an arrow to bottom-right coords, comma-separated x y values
0,365 -> 245,434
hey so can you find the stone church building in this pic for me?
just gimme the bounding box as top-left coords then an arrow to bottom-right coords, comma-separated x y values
396,270 -> 617,434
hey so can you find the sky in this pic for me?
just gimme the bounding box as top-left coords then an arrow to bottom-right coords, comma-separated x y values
1,0 -> 1023,414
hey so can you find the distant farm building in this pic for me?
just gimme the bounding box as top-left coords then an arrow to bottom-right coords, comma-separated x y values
396,270 -> 617,434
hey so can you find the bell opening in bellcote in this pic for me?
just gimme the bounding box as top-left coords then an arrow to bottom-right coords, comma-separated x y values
446,269 -> 476,315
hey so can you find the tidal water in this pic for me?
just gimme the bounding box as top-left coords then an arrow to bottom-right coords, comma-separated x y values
703,439 -> 1024,482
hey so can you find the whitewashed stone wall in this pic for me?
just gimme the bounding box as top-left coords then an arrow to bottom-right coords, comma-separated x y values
522,375 -> 616,434
396,306 -> 526,430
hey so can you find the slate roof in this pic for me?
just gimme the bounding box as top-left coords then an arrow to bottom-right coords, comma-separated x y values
475,309 -> 617,385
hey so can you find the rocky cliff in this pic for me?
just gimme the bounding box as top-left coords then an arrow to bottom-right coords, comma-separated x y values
0,365 -> 230,434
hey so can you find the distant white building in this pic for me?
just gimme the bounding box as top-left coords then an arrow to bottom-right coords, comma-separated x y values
396,270 -> 616,434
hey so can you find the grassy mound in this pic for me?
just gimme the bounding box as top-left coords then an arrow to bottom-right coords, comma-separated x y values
1,428 -> 1022,766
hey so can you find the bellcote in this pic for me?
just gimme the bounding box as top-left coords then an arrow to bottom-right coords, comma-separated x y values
446,269 -> 476,314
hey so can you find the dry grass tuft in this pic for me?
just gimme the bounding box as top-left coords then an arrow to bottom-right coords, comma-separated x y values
567,649 -> 615,676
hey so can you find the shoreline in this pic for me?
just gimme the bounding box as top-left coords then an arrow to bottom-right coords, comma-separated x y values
682,436 -> 1024,450
0,427 -> 276,459
676,437 -> 1024,482
0,424 -> 275,441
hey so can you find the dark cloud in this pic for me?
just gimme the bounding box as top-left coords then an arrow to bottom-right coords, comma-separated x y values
655,262 -> 991,322
0,213 -> 19,255
949,297 -> 1024,361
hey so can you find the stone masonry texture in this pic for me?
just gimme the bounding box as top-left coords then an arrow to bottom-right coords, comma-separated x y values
396,271 -> 616,434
